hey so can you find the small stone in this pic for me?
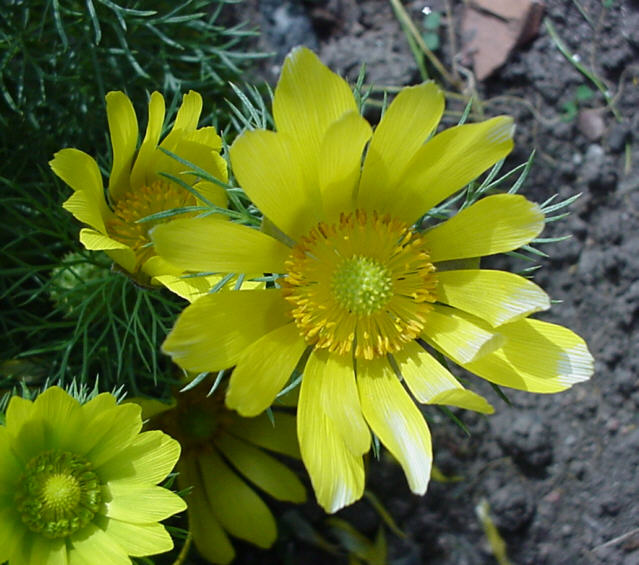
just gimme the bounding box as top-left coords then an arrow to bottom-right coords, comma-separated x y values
577,108 -> 606,141
493,412 -> 553,472
461,0 -> 545,80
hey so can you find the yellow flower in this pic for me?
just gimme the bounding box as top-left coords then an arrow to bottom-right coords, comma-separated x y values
0,386 -> 186,564
136,382 -> 305,564
152,48 -> 594,512
50,90 -> 228,299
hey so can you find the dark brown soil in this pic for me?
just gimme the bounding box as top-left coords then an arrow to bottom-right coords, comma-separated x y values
221,1 -> 639,564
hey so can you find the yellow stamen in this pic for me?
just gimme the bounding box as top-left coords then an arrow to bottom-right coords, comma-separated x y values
284,210 -> 438,360
106,180 -> 196,270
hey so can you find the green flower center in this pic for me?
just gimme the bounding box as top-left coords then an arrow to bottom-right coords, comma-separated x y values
180,407 -> 219,440
331,255 -> 393,315
15,450 -> 103,539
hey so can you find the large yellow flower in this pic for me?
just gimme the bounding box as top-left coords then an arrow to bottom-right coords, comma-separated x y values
50,90 -> 228,298
137,382 -> 305,564
152,48 -> 594,512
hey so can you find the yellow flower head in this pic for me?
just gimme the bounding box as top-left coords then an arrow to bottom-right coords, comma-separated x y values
152,48 -> 594,513
50,90 -> 228,297
137,382 -> 305,564
0,386 -> 186,564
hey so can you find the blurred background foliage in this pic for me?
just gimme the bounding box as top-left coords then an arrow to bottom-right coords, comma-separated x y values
0,0 -> 260,391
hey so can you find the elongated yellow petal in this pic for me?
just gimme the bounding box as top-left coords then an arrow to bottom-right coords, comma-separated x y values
152,217 -> 291,274
130,92 -> 165,190
50,148 -> 109,216
78,228 -> 137,274
106,91 -> 138,202
96,431 -> 180,485
0,429 -> 21,494
305,349 -> 370,455
226,323 -> 307,416
70,523 -> 131,565
216,432 -> 306,503
298,360 -> 365,512
62,190 -> 108,233
227,412 -> 300,459
274,46 -> 356,158
178,458 -> 234,565
103,482 -> 186,523
163,289 -> 290,372
422,304 -> 504,364
320,111 -> 372,220
171,90 -> 202,134
436,269 -> 550,326
0,505 -> 23,561
392,116 -> 514,223
358,82 -> 444,211
101,519 -> 173,557
198,450 -> 277,548
230,130 -> 320,240
393,341 -> 494,413
30,536 -> 67,565
426,194 -> 544,262
358,357 -> 432,494
84,403 -> 142,467
464,318 -> 593,392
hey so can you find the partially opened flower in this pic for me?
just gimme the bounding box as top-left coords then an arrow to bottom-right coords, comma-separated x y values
50,90 -> 228,298
0,386 -> 186,564
152,48 -> 594,512
138,381 -> 305,564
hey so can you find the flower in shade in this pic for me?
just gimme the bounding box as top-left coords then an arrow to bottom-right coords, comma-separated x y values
0,386 -> 186,564
137,381 -> 305,564
50,90 -> 228,299
152,47 -> 594,512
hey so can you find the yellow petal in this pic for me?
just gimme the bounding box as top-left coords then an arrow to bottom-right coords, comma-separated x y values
151,217 -> 291,274
130,91 -> 165,190
319,110 -> 372,220
305,349 -> 370,455
70,523 -> 131,565
227,412 -> 300,459
78,229 -> 137,273
62,190 -> 107,233
96,430 -> 180,485
392,116 -> 515,223
357,357 -> 432,494
230,129 -> 320,240
463,318 -> 593,392
178,458 -> 234,565
274,46 -> 356,160
0,428 -> 21,494
426,194 -> 545,262
50,148 -> 108,216
171,90 -> 202,134
106,91 -> 138,202
298,358 -> 365,512
103,482 -> 186,523
0,505 -> 24,561
153,138 -> 225,184
102,519 -> 173,557
358,82 -> 444,212
152,273 -> 219,302
198,450 -> 277,548
436,269 -> 550,326
393,341 -> 494,413
216,432 -> 306,503
30,536 -> 67,565
194,179 -> 228,208
163,289 -> 290,372
422,304 -> 504,364
226,323 -> 307,416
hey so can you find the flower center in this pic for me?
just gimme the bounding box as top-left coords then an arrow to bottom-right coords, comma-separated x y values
284,210 -> 438,360
15,450 -> 102,539
331,256 -> 393,315
106,180 -> 196,270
